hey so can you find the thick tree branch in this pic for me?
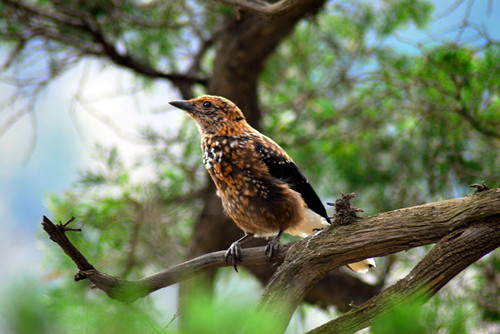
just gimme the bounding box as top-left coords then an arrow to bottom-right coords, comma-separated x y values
307,218 -> 499,334
3,0 -> 83,27
247,262 -> 381,313
257,188 -> 500,332
214,0 -> 309,18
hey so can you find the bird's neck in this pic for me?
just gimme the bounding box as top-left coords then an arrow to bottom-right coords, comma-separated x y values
201,119 -> 255,138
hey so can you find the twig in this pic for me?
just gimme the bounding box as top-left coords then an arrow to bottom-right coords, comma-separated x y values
42,216 -> 93,271
327,192 -> 364,226
470,181 -> 490,193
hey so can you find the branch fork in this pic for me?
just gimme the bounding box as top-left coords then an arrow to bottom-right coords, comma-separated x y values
42,187 -> 500,333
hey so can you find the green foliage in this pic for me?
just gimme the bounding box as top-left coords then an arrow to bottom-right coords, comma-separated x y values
2,278 -> 278,334
372,301 -> 430,334
376,0 -> 433,35
2,282 -> 55,334
182,291 -> 280,334
371,299 -> 467,334
45,128 -> 205,278
3,279 -> 163,334
262,3 -> 499,211
47,291 -> 161,334
477,255 -> 500,323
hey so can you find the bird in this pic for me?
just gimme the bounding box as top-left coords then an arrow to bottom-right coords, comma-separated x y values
169,95 -> 375,273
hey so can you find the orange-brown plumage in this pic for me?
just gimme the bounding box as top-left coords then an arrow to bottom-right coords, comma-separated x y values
170,96 -> 321,236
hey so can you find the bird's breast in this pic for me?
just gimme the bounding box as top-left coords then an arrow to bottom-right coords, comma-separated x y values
202,136 -> 271,198
201,135 -> 306,234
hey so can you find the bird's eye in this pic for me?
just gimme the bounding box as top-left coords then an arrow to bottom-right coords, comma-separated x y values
203,101 -> 212,108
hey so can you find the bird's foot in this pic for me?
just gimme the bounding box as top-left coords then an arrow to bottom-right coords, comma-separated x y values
225,241 -> 243,272
264,238 -> 280,262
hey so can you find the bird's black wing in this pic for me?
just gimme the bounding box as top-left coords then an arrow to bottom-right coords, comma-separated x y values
254,141 -> 331,223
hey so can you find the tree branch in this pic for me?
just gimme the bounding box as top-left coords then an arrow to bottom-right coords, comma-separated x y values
214,0 -> 308,18
257,188 -> 500,332
78,17 -> 208,88
42,216 -> 94,272
41,215 -> 289,302
2,0 -> 209,94
307,218 -> 499,334
42,189 -> 499,309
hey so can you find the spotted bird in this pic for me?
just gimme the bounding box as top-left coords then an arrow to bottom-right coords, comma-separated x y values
169,95 -> 375,273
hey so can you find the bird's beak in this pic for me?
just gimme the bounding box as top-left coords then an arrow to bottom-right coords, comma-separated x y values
169,100 -> 196,113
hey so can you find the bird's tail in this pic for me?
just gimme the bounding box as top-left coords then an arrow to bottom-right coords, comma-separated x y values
345,258 -> 376,273
285,208 -> 330,237
286,208 -> 376,273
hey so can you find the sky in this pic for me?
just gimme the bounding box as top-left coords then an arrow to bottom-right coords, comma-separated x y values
0,0 -> 498,327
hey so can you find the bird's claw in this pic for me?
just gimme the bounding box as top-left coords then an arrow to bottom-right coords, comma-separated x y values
225,242 -> 242,272
265,239 -> 280,262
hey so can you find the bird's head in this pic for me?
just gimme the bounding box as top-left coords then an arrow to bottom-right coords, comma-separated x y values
169,95 -> 248,136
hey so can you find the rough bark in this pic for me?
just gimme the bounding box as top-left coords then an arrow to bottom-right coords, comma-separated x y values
257,188 -> 500,332
307,218 -> 499,334
246,264 -> 381,312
